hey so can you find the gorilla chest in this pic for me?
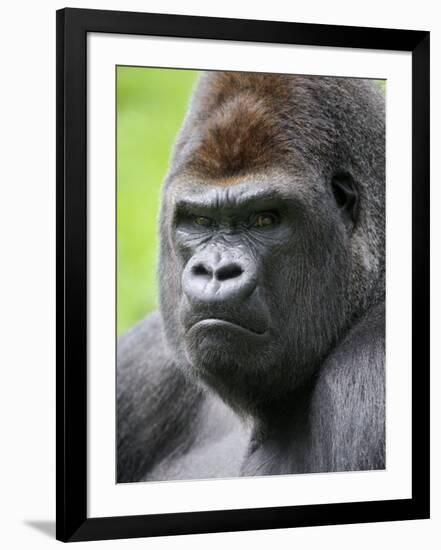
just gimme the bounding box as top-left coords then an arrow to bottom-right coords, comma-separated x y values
144,407 -> 251,481
143,395 -> 308,481
145,428 -> 249,481
145,425 -> 305,481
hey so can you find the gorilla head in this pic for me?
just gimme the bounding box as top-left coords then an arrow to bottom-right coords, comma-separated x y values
157,72 -> 385,417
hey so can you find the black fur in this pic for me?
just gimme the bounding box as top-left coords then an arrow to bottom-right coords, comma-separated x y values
117,72 -> 385,482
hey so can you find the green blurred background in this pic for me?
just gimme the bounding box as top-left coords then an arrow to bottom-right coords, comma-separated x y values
117,67 -> 199,336
117,69 -> 385,336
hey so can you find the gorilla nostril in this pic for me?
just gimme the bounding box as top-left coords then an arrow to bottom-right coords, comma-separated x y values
192,263 -> 212,278
216,264 -> 243,281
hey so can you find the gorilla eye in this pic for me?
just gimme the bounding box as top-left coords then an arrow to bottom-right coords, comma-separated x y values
194,216 -> 212,227
253,212 -> 279,228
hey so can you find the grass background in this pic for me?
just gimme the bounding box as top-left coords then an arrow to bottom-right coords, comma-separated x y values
117,69 -> 385,336
117,67 -> 199,335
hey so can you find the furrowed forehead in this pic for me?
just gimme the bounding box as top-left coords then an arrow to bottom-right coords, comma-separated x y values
168,171 -> 301,209
173,187 -> 287,213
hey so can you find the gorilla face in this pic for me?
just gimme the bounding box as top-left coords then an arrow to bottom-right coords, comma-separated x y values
158,72 -> 384,415
160,169 -> 356,414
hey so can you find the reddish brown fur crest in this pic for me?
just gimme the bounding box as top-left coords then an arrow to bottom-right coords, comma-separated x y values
186,72 -> 295,184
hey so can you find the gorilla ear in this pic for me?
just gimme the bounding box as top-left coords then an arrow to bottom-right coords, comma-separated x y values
331,172 -> 359,229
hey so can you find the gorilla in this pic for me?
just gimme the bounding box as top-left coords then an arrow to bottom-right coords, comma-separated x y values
117,72 -> 385,482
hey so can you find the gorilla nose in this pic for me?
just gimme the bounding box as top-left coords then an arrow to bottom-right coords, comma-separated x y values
182,253 -> 257,305
192,261 -> 243,281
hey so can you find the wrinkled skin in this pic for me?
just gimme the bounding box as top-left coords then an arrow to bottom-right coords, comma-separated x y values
117,72 -> 385,482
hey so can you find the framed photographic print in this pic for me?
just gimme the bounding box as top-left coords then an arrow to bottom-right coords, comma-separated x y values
56,7 -> 430,542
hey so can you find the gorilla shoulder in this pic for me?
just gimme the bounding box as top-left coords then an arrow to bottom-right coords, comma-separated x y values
311,303 -> 385,472
241,305 -> 385,477
117,313 -> 202,482
117,312 -> 167,377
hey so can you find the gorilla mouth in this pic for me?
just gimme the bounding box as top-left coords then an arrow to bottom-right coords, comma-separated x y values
188,318 -> 268,336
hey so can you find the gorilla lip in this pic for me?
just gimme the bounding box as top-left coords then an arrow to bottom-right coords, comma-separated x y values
188,318 -> 268,337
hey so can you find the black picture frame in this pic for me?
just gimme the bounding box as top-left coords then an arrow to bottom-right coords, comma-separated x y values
56,7 -> 430,543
